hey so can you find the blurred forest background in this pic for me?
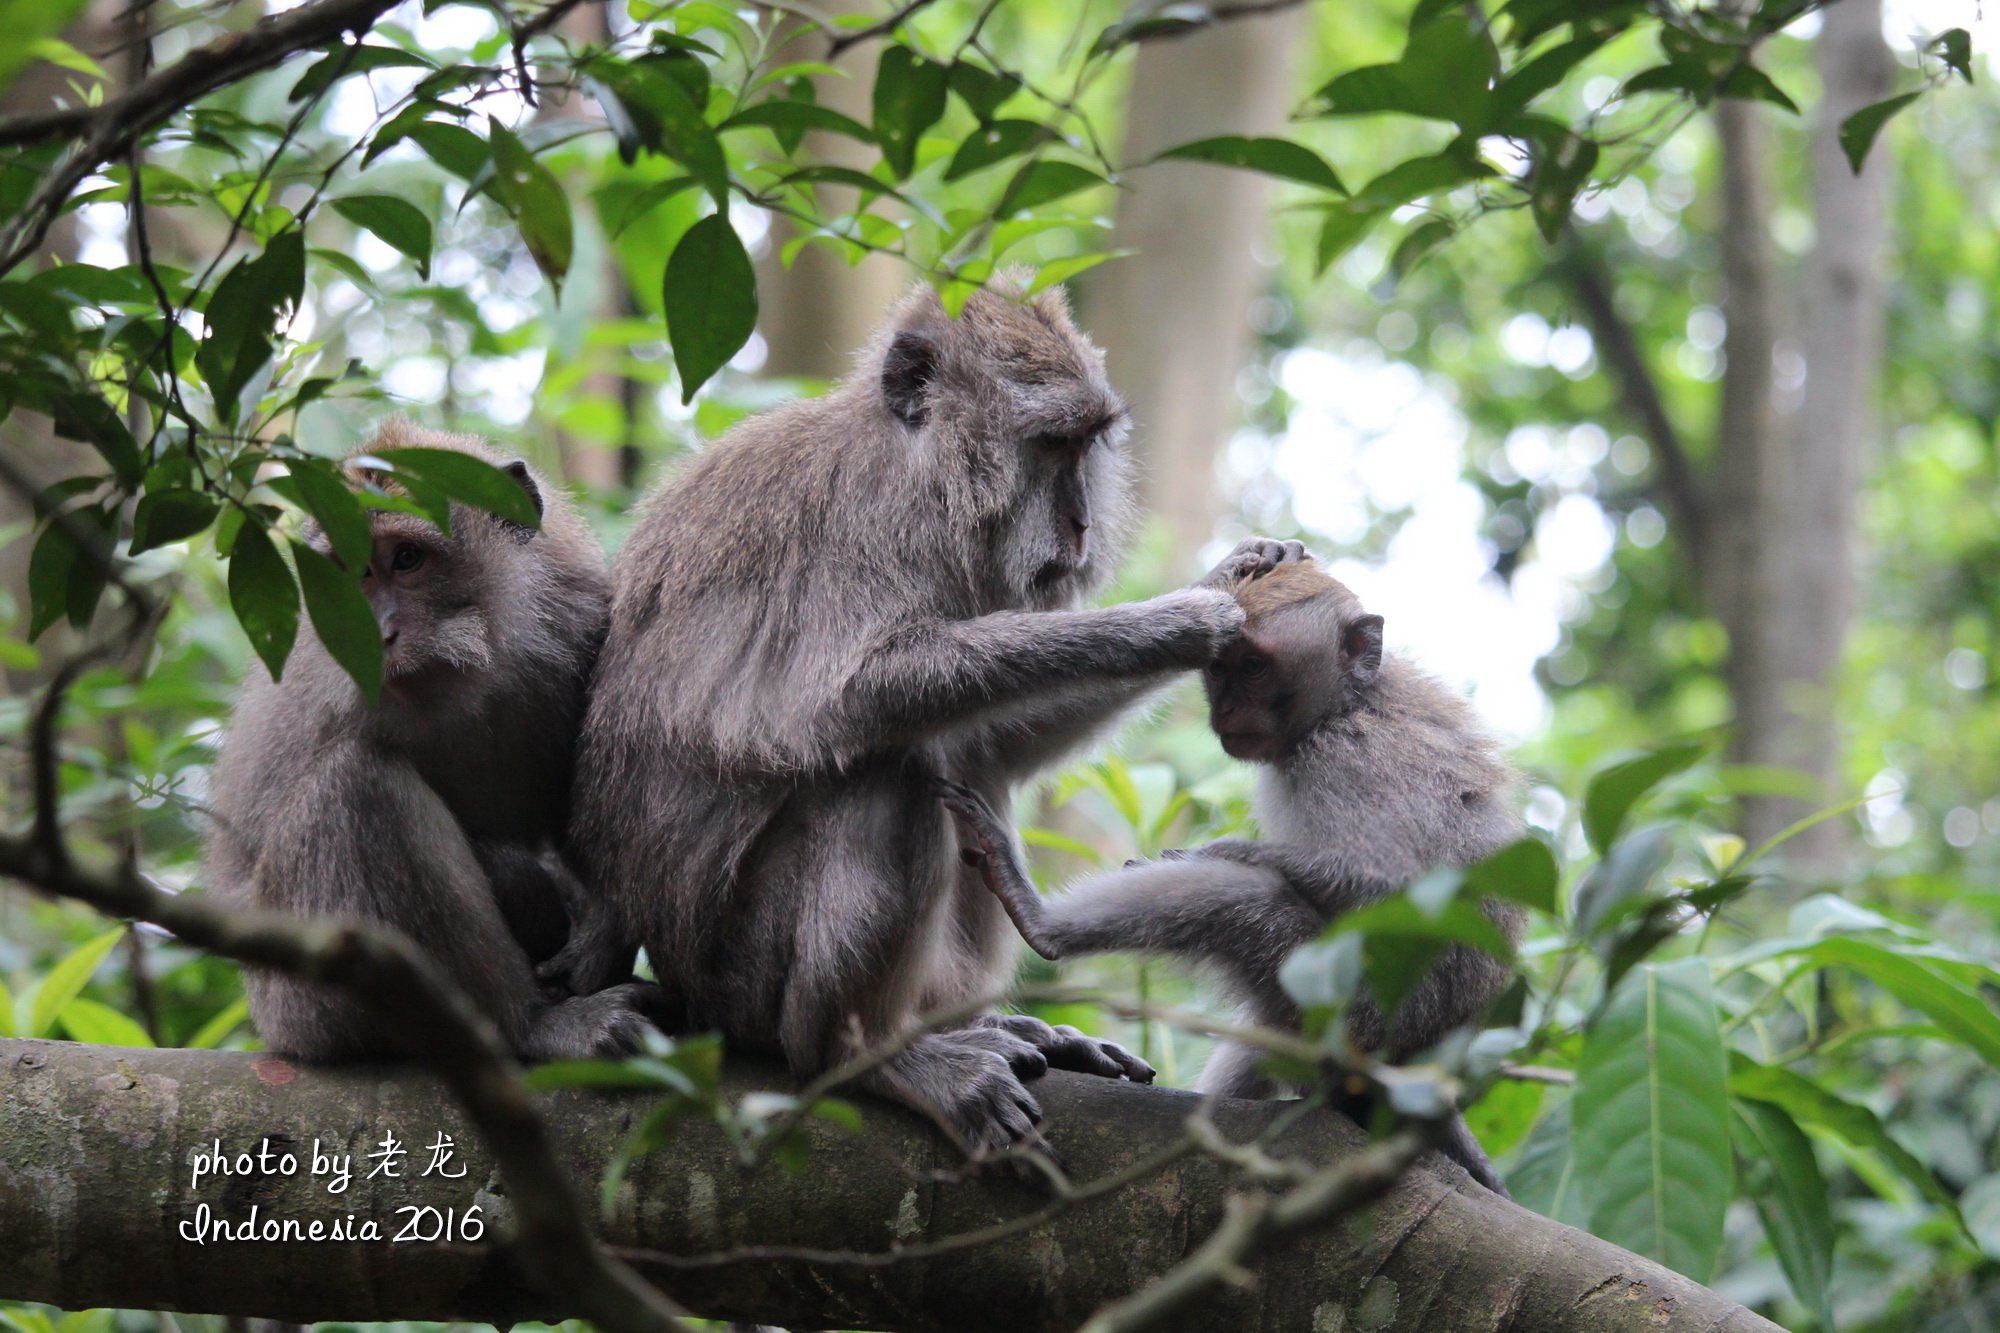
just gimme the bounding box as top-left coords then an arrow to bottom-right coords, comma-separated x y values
5,0 -> 2000,1329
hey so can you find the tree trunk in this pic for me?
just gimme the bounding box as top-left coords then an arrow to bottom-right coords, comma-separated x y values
1739,0 -> 1894,870
753,3 -> 905,382
1083,9 -> 1306,571
0,1039 -> 1782,1333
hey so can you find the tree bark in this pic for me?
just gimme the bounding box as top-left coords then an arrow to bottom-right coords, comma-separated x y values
0,1039 -> 1783,1333
1084,7 -> 1306,571
1735,0 -> 1893,871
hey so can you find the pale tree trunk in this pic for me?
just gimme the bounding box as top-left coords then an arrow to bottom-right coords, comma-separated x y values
1084,9 -> 1306,571
754,2 -> 904,382
1739,0 -> 1894,871
538,2 -> 644,493
1708,96 -> 1793,831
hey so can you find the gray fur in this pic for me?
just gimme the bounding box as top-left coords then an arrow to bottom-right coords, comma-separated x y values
939,551 -> 1524,1191
207,423 -> 658,1062
569,283 -> 1247,1158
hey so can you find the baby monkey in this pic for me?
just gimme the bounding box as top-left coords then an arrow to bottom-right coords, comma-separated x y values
939,543 -> 1523,1193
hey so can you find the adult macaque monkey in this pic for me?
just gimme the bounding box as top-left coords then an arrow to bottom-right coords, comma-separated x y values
208,424 -> 659,1062
939,552 -> 1524,1193
569,283 -> 1258,1161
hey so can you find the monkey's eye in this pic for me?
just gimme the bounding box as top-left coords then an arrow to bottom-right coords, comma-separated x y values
1239,654 -> 1269,679
390,543 -> 424,574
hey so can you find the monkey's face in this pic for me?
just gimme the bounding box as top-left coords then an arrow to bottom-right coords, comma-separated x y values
357,518 -> 496,689
1009,405 -> 1128,602
1205,601 -> 1385,761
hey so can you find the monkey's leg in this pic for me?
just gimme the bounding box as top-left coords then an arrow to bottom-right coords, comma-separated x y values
1441,1111 -> 1512,1198
248,747 -> 544,1059
251,747 -> 653,1061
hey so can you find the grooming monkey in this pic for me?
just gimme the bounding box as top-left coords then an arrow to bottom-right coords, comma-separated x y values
208,424 -> 659,1062
569,283 -> 1256,1160
938,549 -> 1523,1192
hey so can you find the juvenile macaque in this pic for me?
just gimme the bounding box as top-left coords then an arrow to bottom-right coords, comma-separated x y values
939,547 -> 1523,1192
207,424 -> 658,1062
569,283 -> 1255,1161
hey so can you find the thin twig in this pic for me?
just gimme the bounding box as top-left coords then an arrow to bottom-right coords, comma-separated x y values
1076,1119 -> 1447,1333
826,0 -> 938,58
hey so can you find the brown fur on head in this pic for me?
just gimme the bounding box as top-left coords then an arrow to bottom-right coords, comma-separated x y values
1229,558 -> 1363,627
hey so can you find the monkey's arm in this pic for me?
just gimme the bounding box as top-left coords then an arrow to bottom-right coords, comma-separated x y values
838,589 -> 1240,749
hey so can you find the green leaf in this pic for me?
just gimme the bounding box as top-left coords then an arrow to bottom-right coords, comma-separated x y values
284,457 -> 373,571
599,175 -> 702,240
30,926 -> 127,1039
1718,63 -> 1798,114
1491,33 -> 1608,119
1805,937 -> 2000,1068
663,212 -> 758,403
1334,895 -> 1513,1020
1572,823 -> 1673,937
292,541 -> 383,705
331,195 -> 433,280
1354,150 -> 1496,208
996,161 -> 1106,218
1728,1052 -> 1956,1213
1583,740 -> 1707,856
945,119 -> 1049,182
1572,958 -> 1731,1282
1508,1099 -> 1589,1225
371,447 -> 541,528
949,60 -> 1021,121
1462,836 -> 1559,915
1838,91 -> 1921,174
1387,216 -> 1454,282
1462,1075 -> 1545,1162
58,996 -> 154,1048
1313,9 -> 1497,129
406,121 -> 489,181
289,43 -> 433,104
1027,251 -> 1125,295
196,231 -> 305,423
1732,1098 -> 1832,1328
0,974 -> 14,1038
228,520 -> 300,681
1933,28 -> 1973,84
186,996 -> 250,1049
50,392 -> 142,488
487,121 -> 574,290
587,59 -> 728,198
129,488 -> 220,554
27,519 -> 78,641
722,99 -> 876,146
872,46 -> 950,180
1316,204 -> 1383,274
0,0 -> 93,98
1154,135 -> 1345,193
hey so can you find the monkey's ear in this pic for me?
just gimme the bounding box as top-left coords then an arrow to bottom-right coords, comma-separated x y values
1342,614 -> 1384,685
881,331 -> 937,427
503,460 -> 545,518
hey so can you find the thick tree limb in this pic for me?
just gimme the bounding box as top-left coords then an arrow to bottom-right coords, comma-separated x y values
0,1040 -> 1786,1333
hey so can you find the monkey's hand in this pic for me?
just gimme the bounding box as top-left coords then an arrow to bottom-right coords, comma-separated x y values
1193,537 -> 1310,591
976,1012 -> 1156,1084
1139,586 -> 1246,664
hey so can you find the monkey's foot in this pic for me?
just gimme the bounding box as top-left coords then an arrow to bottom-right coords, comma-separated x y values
875,1032 -> 1059,1179
522,982 -> 662,1060
976,1012 -> 1155,1084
